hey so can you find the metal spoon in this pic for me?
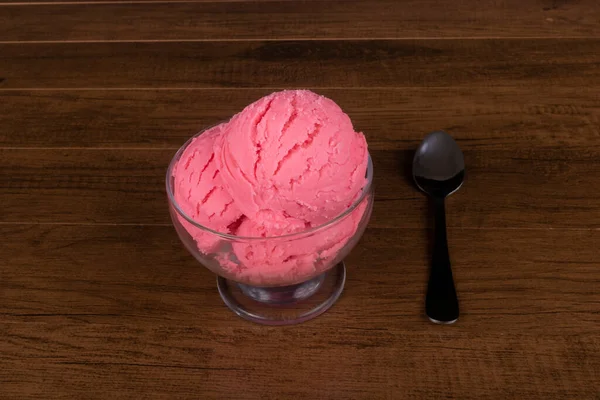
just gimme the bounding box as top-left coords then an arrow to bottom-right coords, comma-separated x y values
413,131 -> 464,324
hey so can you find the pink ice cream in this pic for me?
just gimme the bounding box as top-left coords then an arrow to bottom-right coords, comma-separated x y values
231,202 -> 368,285
172,90 -> 370,285
172,123 -> 243,252
216,90 -> 368,226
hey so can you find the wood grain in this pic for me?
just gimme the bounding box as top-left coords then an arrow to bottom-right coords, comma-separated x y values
1,225 -> 599,399
2,147 -> 600,228
1,348 -> 598,400
1,39 -> 599,89
2,224 -> 599,331
1,335 -> 597,400
2,0 -> 599,41
2,87 -> 600,149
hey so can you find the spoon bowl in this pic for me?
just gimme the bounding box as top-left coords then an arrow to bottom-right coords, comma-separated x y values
413,131 -> 465,196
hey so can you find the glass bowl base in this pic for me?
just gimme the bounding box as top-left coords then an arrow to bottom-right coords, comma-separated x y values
217,262 -> 346,325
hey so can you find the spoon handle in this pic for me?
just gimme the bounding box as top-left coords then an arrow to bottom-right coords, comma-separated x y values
426,197 -> 459,324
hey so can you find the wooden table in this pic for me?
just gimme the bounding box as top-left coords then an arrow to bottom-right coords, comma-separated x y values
1,1 -> 599,399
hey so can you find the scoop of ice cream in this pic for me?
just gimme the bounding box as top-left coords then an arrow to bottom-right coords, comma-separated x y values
229,201 -> 369,285
216,90 -> 368,226
229,211 -> 317,283
172,124 -> 243,252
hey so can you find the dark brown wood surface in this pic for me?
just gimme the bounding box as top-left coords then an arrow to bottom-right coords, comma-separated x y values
2,0 -> 600,41
1,1 -> 599,399
3,39 -> 600,89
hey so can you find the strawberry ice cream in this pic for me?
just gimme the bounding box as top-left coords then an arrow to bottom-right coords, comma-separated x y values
231,202 -> 368,285
171,90 -> 370,286
171,123 -> 243,252
216,90 -> 368,225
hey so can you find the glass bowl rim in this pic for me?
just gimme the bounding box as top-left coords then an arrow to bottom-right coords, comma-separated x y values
165,124 -> 374,241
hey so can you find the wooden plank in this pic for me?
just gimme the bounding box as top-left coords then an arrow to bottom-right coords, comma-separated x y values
1,225 -> 598,398
1,225 -> 598,332
1,39 -> 599,88
2,87 -> 599,149
0,335 -> 597,400
2,0 -> 599,41
1,148 -> 599,228
1,336 -> 596,399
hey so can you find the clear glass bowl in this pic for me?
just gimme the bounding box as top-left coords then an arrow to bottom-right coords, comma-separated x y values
166,128 -> 374,325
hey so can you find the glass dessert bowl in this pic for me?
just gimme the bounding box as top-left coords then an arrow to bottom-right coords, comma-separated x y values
167,125 -> 373,325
